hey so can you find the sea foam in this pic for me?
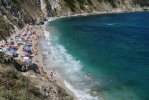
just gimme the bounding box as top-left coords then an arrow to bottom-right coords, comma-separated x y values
42,26 -> 100,100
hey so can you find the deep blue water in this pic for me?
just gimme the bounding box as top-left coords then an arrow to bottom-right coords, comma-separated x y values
47,12 -> 149,100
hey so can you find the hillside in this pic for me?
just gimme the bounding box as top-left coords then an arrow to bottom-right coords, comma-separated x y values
0,63 -> 73,100
45,0 -> 148,16
0,0 -> 149,38
0,0 -> 149,100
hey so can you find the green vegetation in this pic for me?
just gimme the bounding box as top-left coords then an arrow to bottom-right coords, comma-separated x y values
77,0 -> 85,5
77,0 -> 85,10
63,0 -> 117,12
64,0 -> 76,11
106,0 -> 116,7
63,0 -> 149,12
0,64 -> 47,100
87,0 -> 93,5
0,17 -> 13,41
11,0 -> 20,6
133,0 -> 149,6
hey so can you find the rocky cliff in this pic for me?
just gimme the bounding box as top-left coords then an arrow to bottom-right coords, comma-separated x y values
44,0 -> 148,16
0,0 -> 149,39
0,1 -> 149,99
0,0 -> 44,40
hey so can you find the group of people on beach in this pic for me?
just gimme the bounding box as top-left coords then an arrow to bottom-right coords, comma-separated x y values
0,24 -> 57,83
40,50 -> 57,82
0,25 -> 36,64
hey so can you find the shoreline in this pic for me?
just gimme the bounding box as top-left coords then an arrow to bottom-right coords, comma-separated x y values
48,10 -> 147,22
35,25 -> 78,99
0,24 -> 75,99
40,10 -> 148,100
0,10 -> 148,100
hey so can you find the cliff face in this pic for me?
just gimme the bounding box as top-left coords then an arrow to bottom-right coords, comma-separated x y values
0,0 -> 148,100
0,0 -> 44,39
0,0 -> 43,24
44,0 -> 148,16
0,0 -> 148,38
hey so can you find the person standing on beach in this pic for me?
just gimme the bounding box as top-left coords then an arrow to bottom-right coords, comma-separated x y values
49,68 -> 56,81
50,71 -> 54,80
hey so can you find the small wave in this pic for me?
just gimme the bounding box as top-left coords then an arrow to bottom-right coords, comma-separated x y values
42,28 -> 100,100
64,80 -> 99,100
106,23 -> 115,26
44,30 -> 50,40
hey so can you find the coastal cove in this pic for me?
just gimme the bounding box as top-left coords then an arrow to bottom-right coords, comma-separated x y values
1,0 -> 149,100
43,12 -> 149,100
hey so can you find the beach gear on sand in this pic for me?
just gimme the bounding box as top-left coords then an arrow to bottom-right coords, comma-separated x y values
25,58 -> 32,63
1,25 -> 34,64
24,45 -> 31,51
23,56 -> 32,63
17,39 -> 23,44
0,48 -> 3,52
9,49 -> 15,54
7,48 -> 16,55
23,52 -> 29,56
23,57 -> 29,60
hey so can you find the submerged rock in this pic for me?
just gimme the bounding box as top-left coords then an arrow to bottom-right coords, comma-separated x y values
90,86 -> 102,97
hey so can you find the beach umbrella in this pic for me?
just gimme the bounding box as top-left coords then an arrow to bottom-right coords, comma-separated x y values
9,49 -> 16,55
23,57 -> 29,60
27,36 -> 30,40
25,59 -> 32,63
26,42 -> 31,46
17,39 -> 23,44
0,48 -> 3,52
23,52 -> 29,56
6,52 -> 13,56
24,46 -> 31,51
16,45 -> 24,54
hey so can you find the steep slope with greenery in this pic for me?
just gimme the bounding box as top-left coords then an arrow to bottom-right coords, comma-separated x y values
0,0 -> 149,39
0,64 -> 47,100
0,0 -> 45,39
0,62 -> 73,100
134,0 -> 149,6
45,0 -> 149,16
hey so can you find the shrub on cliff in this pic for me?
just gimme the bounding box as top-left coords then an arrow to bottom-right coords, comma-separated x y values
0,64 -> 47,100
133,0 -> 149,6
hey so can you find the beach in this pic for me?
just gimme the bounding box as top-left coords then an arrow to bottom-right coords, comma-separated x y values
0,0 -> 149,99
35,24 -> 77,98
0,23 -> 75,99
0,10 -> 148,100
46,12 -> 149,100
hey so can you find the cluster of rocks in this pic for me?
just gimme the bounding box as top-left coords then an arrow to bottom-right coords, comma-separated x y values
39,83 -> 73,100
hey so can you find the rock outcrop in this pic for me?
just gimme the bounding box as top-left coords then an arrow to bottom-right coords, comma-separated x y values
44,0 -> 148,16
0,0 -> 149,100
0,0 -> 45,40
0,0 -> 148,39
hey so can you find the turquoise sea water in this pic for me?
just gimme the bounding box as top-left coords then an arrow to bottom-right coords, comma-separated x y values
47,12 -> 149,100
